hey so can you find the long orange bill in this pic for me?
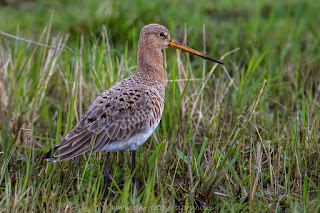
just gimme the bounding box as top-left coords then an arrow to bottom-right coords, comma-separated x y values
169,39 -> 224,64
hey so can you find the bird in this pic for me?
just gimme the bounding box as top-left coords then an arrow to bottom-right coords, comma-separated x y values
44,23 -> 224,198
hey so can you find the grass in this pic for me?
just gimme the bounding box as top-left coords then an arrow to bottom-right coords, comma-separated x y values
1,0 -> 320,212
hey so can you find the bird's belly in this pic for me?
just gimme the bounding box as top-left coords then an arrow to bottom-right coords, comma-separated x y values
99,118 -> 161,152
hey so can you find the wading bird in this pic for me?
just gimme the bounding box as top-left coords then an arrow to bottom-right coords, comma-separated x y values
44,24 -> 223,198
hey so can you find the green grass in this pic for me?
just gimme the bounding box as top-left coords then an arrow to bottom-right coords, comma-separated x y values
1,0 -> 320,212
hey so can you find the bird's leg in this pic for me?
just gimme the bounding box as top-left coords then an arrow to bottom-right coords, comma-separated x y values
131,150 -> 138,186
103,152 -> 111,199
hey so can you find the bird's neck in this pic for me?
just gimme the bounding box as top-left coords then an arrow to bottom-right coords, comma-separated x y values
135,44 -> 165,86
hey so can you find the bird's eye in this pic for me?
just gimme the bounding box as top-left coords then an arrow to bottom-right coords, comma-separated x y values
159,32 -> 165,37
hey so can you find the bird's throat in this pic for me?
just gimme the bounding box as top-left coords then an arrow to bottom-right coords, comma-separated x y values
136,45 -> 165,86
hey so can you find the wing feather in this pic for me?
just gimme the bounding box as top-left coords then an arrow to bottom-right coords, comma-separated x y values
49,81 -> 164,161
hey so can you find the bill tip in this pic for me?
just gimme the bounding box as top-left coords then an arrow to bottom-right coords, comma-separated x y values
204,55 -> 224,64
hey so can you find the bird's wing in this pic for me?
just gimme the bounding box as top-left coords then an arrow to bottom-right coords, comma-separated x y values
51,84 -> 163,161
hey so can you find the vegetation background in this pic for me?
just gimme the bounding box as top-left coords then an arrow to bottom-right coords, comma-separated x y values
0,0 -> 319,212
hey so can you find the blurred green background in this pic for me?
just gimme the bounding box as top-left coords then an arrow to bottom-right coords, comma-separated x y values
2,0 -> 319,81
1,0 -> 319,56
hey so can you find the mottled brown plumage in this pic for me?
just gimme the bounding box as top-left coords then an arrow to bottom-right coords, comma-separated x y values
44,24 -> 223,197
54,79 -> 165,160
45,24 -> 171,161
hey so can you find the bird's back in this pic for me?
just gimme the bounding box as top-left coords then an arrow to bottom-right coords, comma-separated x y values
45,75 -> 165,161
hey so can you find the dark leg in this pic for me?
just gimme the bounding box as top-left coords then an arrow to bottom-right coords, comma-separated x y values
103,152 -> 111,199
132,150 -> 138,186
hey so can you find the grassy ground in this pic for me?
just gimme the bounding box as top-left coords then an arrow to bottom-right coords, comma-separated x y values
1,0 -> 320,212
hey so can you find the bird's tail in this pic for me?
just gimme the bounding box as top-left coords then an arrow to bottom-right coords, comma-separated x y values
43,147 -> 59,162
